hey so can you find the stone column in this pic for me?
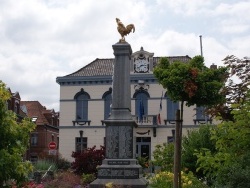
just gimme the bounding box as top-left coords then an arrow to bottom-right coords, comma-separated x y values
90,42 -> 147,188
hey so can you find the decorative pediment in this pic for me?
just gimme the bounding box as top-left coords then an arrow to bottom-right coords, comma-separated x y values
131,47 -> 154,73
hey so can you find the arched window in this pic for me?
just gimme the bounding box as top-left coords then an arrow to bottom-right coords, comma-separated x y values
196,106 -> 209,121
102,88 -> 112,120
166,94 -> 179,122
193,106 -> 212,124
74,89 -> 90,121
133,90 -> 150,121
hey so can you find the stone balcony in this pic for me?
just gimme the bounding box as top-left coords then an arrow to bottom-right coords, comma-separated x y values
132,115 -> 158,126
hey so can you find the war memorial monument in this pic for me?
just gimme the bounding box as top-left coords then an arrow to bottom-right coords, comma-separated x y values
90,18 -> 148,187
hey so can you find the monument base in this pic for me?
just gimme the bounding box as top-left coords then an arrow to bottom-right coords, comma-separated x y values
90,178 -> 148,188
89,159 -> 148,188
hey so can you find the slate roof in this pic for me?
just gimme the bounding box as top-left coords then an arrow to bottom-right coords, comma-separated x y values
64,56 -> 191,77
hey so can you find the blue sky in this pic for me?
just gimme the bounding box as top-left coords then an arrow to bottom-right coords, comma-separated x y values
0,0 -> 249,111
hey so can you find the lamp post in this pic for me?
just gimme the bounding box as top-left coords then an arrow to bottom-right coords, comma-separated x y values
79,130 -> 83,153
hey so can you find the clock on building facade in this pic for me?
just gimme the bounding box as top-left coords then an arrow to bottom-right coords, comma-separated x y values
134,58 -> 149,73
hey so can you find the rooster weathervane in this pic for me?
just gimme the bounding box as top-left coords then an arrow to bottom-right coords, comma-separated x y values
116,18 -> 135,42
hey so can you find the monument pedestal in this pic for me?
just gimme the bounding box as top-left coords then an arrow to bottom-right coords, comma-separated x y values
90,158 -> 147,188
90,120 -> 148,188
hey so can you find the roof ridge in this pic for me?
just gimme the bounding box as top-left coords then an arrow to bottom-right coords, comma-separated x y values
60,56 -> 191,78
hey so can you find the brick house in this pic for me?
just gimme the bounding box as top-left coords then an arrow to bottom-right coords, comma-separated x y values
20,101 -> 59,162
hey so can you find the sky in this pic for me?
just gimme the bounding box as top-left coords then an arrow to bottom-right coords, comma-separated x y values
0,0 -> 249,111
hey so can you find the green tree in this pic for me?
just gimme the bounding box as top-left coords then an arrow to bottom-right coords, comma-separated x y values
0,81 -> 35,186
153,56 -> 227,121
153,56 -> 227,186
182,125 -> 216,180
151,143 -> 174,172
207,55 -> 250,122
151,126 -> 216,180
196,90 -> 250,187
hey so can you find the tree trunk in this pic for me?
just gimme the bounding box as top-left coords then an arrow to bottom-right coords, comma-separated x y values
179,100 -> 184,188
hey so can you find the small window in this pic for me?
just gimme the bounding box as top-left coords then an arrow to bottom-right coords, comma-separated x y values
31,133 -> 38,146
75,137 -> 87,153
196,106 -> 206,119
30,155 -> 38,163
167,136 -> 174,143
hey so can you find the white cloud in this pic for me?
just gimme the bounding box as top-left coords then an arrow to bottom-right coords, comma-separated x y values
156,0 -> 213,15
0,0 -> 249,111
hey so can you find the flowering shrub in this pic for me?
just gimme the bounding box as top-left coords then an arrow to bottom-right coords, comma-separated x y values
137,156 -> 149,169
82,173 -> 96,185
71,145 -> 105,175
43,170 -> 81,188
149,171 -> 208,188
10,180 -> 44,188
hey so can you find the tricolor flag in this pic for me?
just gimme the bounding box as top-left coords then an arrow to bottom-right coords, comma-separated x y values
158,91 -> 163,125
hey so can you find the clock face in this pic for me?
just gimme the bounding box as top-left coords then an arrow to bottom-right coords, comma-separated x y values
134,59 -> 149,73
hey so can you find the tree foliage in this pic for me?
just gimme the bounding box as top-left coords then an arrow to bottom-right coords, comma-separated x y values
0,81 -> 35,186
153,56 -> 227,108
151,126 -> 216,180
182,125 -> 216,180
207,55 -> 250,121
71,145 -> 105,175
153,56 -> 227,186
151,143 -> 174,172
196,90 -> 250,187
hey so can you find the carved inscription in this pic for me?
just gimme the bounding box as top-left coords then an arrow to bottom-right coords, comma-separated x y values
106,125 -> 133,159
98,168 -> 139,179
124,169 -> 139,178
108,160 -> 130,165
98,168 -> 111,177
106,126 -> 119,158
119,126 -> 133,158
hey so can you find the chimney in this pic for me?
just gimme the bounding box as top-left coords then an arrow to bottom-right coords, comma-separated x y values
210,63 -> 217,69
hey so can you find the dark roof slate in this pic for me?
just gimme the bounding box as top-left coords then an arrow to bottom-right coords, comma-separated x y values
64,56 -> 191,77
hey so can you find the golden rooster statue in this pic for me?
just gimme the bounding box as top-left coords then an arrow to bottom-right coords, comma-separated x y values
116,18 -> 135,42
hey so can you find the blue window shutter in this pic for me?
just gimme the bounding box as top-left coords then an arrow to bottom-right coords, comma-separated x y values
135,93 -> 148,116
82,97 -> 88,120
196,106 -> 205,119
76,94 -> 89,120
167,95 -> 179,120
104,94 -> 112,119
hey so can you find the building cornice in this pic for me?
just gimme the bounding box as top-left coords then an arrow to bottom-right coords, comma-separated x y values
56,74 -> 158,86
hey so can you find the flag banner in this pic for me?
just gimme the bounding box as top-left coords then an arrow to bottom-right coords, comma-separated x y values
139,100 -> 144,122
157,113 -> 161,125
158,91 -> 164,125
